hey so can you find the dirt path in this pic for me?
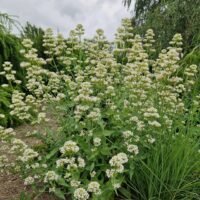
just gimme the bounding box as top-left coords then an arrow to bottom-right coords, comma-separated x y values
0,173 -> 25,200
0,111 -> 60,200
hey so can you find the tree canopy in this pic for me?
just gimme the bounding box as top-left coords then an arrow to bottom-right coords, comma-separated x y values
123,0 -> 200,52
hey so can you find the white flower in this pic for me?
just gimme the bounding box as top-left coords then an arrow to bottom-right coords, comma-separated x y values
127,144 -> 139,155
24,176 -> 34,185
87,181 -> 101,194
90,171 -> 96,178
64,172 -> 71,179
109,153 -> 128,167
20,62 -> 30,68
31,163 -> 40,169
37,112 -> 47,123
1,84 -> 8,87
44,171 -> 59,183
0,114 -> 5,119
148,120 -> 161,127
93,137 -> 101,146
115,164 -> 124,173
78,157 -> 85,168
113,183 -> 121,189
147,137 -> 156,144
42,164 -> 48,168
19,148 -> 39,162
117,153 -> 128,163
22,38 -> 33,48
56,158 -> 68,168
74,188 -> 89,200
106,169 -> 115,178
122,131 -> 133,138
70,180 -> 81,188
60,140 -> 79,154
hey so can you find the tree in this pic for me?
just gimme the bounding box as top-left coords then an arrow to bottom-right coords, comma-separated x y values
0,12 -> 20,32
123,0 -> 200,52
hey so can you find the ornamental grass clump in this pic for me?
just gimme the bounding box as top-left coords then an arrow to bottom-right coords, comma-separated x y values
0,18 -> 199,200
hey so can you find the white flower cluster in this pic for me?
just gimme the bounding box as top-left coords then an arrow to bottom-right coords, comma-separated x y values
0,37 -> 66,124
122,130 -> 139,155
122,130 -> 133,139
114,18 -> 134,54
18,148 -> 39,162
0,114 -> 5,119
106,153 -> 128,178
0,61 -> 21,85
56,156 -> 85,169
93,137 -> 101,147
70,180 -> 81,188
11,138 -> 27,152
73,181 -> 101,200
74,188 -> 89,200
10,90 -> 32,120
0,126 -> 16,141
24,176 -> 35,185
127,144 -> 139,154
44,171 -> 59,183
60,140 -> 79,154
184,64 -> 198,90
87,181 -> 101,194
143,29 -> 155,52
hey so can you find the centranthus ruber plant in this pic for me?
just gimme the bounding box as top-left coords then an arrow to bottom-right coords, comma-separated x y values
0,18 -> 199,200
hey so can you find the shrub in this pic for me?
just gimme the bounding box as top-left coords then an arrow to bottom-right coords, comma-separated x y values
0,18 -> 199,200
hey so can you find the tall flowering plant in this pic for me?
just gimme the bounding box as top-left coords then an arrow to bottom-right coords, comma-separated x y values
0,19 -> 199,200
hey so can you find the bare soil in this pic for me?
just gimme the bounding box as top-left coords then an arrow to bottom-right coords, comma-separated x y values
0,173 -> 25,200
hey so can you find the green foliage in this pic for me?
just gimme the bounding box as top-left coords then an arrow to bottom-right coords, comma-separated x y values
0,16 -> 199,199
182,45 -> 200,66
0,86 -> 20,127
0,87 -> 11,126
120,134 -> 200,200
0,12 -> 20,33
0,12 -> 23,84
123,0 -> 132,8
123,0 -> 200,52
0,15 -> 23,127
0,32 -> 23,83
0,14 -> 53,129
19,192 -> 32,200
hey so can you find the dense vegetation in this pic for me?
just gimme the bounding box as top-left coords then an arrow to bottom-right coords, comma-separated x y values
0,13 -> 45,126
0,2 -> 200,199
123,0 -> 200,52
0,18 -> 200,199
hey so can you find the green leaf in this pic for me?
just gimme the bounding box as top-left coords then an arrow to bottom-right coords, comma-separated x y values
57,178 -> 68,187
129,161 -> 135,179
118,187 -> 131,199
54,188 -> 66,200
88,151 -> 99,160
103,130 -> 114,136
95,130 -> 114,137
101,146 -> 111,155
90,162 -> 95,171
45,147 -> 59,160
19,192 -> 31,200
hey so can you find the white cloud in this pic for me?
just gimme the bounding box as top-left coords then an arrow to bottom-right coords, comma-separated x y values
0,0 -> 131,40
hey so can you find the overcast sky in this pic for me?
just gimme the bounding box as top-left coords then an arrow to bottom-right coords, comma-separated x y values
0,0 -> 134,40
